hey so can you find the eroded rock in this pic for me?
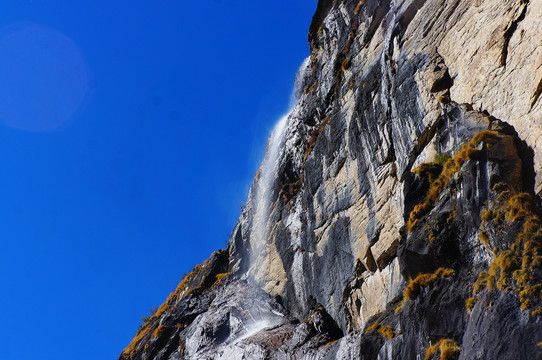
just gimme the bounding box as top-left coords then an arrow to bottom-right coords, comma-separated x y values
119,1 -> 542,359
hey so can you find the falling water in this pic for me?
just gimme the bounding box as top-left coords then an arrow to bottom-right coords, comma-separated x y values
249,57 -> 310,275
227,58 -> 310,343
249,111 -> 290,267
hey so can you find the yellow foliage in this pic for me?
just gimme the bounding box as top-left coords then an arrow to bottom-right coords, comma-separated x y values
425,342 -> 439,359
481,209 -> 494,222
407,131 -> 499,233
404,268 -> 455,300
397,268 -> 455,312
476,183 -> 542,310
122,259 -> 214,358
354,0 -> 365,14
412,163 -> 444,184
364,322 -> 380,333
378,325 -> 396,340
465,297 -> 476,312
364,322 -> 395,340
425,339 -> 460,360
213,271 -> 232,287
152,325 -> 167,339
479,231 -> 489,245
122,325 -> 152,357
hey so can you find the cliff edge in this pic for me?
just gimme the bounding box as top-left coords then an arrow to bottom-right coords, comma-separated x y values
119,1 -> 542,359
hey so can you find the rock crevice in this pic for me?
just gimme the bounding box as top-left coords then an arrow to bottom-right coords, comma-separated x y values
119,1 -> 542,359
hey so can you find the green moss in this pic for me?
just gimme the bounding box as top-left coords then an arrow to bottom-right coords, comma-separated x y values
434,153 -> 452,165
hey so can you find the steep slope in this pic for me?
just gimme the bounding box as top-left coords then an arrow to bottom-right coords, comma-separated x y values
119,1 -> 542,359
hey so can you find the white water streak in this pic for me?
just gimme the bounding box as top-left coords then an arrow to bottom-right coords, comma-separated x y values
250,112 -> 290,264
249,57 -> 310,273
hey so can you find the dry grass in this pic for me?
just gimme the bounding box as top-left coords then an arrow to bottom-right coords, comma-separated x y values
122,259 -> 213,358
354,0 -> 365,15
479,231 -> 489,245
465,297 -> 476,312
425,339 -> 460,360
151,325 -> 167,340
364,322 -> 395,340
412,163 -> 444,184
123,326 -> 152,357
476,185 -> 542,310
364,322 -> 380,333
396,268 -> 455,312
307,80 -> 318,95
407,131 -> 499,233
405,268 -> 455,300
378,325 -> 396,340
213,271 -> 232,287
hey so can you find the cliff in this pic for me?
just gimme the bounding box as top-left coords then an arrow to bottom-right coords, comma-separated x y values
119,1 -> 542,359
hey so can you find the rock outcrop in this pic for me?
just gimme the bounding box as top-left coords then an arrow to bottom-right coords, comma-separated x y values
119,1 -> 542,359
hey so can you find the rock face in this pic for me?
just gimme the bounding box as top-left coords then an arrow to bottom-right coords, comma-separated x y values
119,1 -> 542,359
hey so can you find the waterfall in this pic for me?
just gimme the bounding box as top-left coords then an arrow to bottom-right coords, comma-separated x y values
249,56 -> 310,275
249,111 -> 290,268
227,58 -> 310,345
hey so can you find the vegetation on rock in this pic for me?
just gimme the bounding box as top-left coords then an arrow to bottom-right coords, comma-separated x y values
364,322 -> 396,340
396,268 -> 455,312
408,131 -> 500,233
424,338 -> 460,360
475,183 -> 542,313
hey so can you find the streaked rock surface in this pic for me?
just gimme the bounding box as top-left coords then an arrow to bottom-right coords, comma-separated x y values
119,1 -> 542,359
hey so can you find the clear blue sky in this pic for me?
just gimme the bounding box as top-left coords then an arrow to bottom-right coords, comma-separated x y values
0,1 -> 316,359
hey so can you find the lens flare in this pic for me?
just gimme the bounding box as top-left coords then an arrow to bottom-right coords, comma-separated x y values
0,23 -> 89,131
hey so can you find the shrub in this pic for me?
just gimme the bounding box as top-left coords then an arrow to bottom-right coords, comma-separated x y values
479,231 -> 489,245
151,325 -> 167,340
364,322 -> 395,340
465,297 -> 476,312
213,271 -> 232,287
425,339 -> 460,360
481,209 -> 494,222
378,325 -> 396,340
412,162 -> 443,184
397,268 -> 455,312
407,131 -> 499,233
123,259 -> 213,357
475,184 -> 542,310
434,153 -> 451,165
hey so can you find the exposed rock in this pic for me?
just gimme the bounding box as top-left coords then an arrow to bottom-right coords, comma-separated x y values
120,1 -> 542,359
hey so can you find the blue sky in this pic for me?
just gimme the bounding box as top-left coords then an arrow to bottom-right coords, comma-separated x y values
0,1 -> 316,359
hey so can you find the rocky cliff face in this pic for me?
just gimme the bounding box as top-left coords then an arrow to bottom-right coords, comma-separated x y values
119,1 -> 542,359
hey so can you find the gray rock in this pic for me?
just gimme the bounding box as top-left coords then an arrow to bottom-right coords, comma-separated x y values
119,1 -> 542,359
